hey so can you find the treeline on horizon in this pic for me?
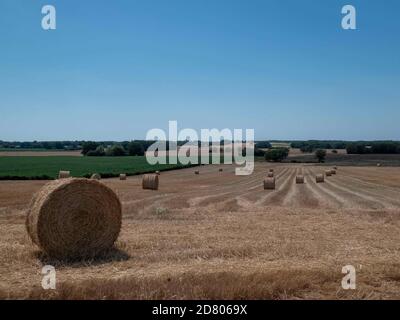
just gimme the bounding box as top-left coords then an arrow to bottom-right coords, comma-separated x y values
2,140 -> 400,155
290,140 -> 400,154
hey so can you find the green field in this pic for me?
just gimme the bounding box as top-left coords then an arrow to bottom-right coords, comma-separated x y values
0,156 -> 195,180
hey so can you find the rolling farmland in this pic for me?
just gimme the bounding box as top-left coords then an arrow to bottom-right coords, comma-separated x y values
0,163 -> 399,299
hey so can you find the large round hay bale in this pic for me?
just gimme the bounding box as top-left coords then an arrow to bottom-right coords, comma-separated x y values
264,177 -> 275,190
296,175 -> 304,184
142,174 -> 159,190
58,171 -> 70,179
330,169 -> 336,175
316,174 -> 325,183
26,178 -> 121,259
119,174 -> 127,180
325,170 -> 332,177
267,172 -> 274,178
90,173 -> 101,180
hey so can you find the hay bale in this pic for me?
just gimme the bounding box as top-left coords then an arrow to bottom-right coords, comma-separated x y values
377,163 -> 381,167
90,173 -> 101,180
142,174 -> 159,190
330,169 -> 336,175
316,174 -> 325,183
58,171 -> 70,179
264,177 -> 275,190
267,172 -> 274,178
26,178 -> 121,259
296,175 -> 304,184
119,174 -> 127,180
325,170 -> 332,177
195,170 -> 200,175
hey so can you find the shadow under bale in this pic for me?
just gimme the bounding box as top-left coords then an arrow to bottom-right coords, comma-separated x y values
34,246 -> 130,267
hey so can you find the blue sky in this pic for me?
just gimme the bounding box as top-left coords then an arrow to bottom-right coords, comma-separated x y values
0,0 -> 399,141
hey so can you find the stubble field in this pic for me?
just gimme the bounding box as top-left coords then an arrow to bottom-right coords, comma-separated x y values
0,163 -> 399,299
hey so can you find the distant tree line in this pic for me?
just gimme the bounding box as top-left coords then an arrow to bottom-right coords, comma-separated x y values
346,141 -> 400,154
290,140 -> 400,154
264,148 -> 289,162
82,140 -> 273,157
291,141 -> 347,152
82,141 -> 155,156
254,141 -> 272,149
0,141 -> 81,150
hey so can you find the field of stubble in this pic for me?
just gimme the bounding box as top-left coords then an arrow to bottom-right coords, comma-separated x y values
0,163 -> 399,299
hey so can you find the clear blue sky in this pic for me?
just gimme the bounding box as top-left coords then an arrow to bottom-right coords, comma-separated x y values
1,0 -> 399,141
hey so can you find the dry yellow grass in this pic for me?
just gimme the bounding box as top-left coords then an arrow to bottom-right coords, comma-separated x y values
0,163 -> 400,299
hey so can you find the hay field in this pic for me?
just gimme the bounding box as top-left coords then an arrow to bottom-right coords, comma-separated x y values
0,163 -> 400,299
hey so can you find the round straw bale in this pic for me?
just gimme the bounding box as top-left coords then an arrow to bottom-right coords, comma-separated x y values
26,178 -> 121,259
58,171 -> 70,179
119,174 -> 127,180
90,173 -> 101,180
142,174 -> 159,190
330,169 -> 336,175
267,172 -> 274,178
264,177 -> 276,190
316,174 -> 325,183
296,175 -> 304,184
325,170 -> 332,177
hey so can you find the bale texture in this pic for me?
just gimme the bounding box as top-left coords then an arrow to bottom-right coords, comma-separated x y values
296,175 -> 304,184
90,173 -> 101,180
316,174 -> 325,183
264,177 -> 276,190
267,172 -> 274,178
325,170 -> 332,177
120,174 -> 127,180
58,171 -> 70,179
26,178 -> 122,259
330,169 -> 336,175
142,174 -> 159,190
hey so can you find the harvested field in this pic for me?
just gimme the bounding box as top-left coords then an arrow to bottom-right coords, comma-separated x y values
0,163 -> 400,299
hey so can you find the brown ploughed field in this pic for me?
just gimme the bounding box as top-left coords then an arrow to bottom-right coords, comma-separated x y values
0,163 -> 399,299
